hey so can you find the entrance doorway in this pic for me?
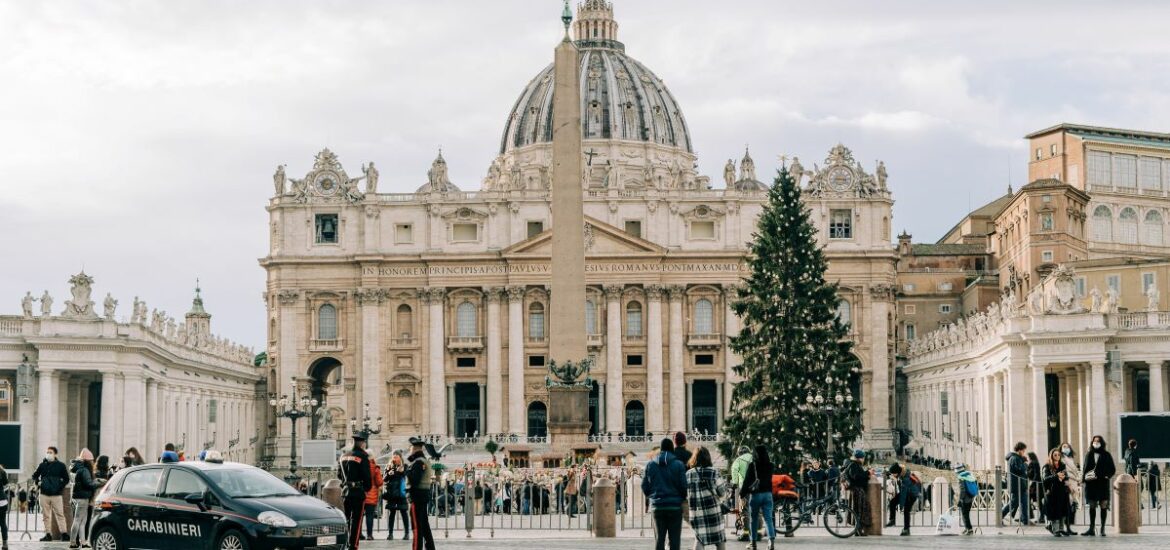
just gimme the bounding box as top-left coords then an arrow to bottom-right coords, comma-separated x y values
87,382 -> 102,452
589,381 -> 600,435
308,357 -> 342,438
625,400 -> 645,437
527,402 -> 547,439
691,380 -> 718,435
454,383 -> 481,437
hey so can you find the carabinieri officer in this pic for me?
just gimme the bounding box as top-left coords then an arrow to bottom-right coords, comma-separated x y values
339,429 -> 373,549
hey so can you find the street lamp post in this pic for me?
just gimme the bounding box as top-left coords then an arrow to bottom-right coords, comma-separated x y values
804,386 -> 854,461
350,402 -> 383,440
270,380 -> 318,484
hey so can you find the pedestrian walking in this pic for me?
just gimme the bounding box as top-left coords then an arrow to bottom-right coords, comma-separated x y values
406,437 -> 436,550
363,455 -> 384,540
31,446 -> 69,542
384,452 -> 410,540
673,432 -> 693,468
886,463 -> 921,536
685,447 -> 725,550
728,446 -> 756,541
1027,451 -> 1044,523
842,449 -> 872,537
68,449 -> 98,549
1000,442 -> 1030,525
338,431 -> 373,550
1080,435 -> 1116,536
953,463 -> 977,535
1149,463 -> 1162,509
1058,442 -> 1081,535
1042,448 -> 1071,537
1123,439 -> 1141,477
0,462 -> 10,550
739,445 -> 776,549
565,466 -> 580,518
643,438 -> 687,550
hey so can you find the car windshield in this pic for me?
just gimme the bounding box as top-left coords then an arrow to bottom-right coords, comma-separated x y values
204,468 -> 301,498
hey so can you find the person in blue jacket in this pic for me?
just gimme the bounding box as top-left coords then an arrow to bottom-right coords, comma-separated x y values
642,438 -> 687,550
886,463 -> 921,536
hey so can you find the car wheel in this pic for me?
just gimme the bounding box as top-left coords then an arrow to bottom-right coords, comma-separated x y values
217,529 -> 251,550
92,527 -> 122,550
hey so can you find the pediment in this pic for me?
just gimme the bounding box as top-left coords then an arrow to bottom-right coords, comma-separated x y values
502,216 -> 666,257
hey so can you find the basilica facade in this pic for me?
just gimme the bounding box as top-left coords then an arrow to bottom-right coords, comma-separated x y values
261,1 -> 898,455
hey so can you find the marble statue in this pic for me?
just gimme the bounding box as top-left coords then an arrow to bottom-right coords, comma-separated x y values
723,159 -> 736,188
1029,291 -> 1045,315
315,406 -> 334,439
21,291 -> 35,318
138,301 -> 148,326
1001,291 -> 1017,316
876,160 -> 888,189
103,293 -> 117,319
1090,287 -> 1102,313
789,156 -> 804,186
1105,288 -> 1119,314
546,357 -> 593,388
40,291 -> 54,317
166,317 -> 176,339
601,160 -> 614,188
363,162 -> 379,194
62,272 -> 97,319
428,152 -> 452,190
485,159 -> 502,189
643,164 -> 654,188
669,158 -> 681,189
289,177 -> 307,201
510,162 -> 522,190
1147,286 -> 1160,312
273,164 -> 286,195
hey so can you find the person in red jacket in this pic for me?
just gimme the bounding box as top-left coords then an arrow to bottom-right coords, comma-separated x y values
363,456 -> 384,540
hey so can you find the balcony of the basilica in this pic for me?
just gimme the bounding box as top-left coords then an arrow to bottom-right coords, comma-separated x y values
389,336 -> 418,349
309,338 -> 344,352
686,332 -> 723,350
586,333 -> 605,350
447,336 -> 484,353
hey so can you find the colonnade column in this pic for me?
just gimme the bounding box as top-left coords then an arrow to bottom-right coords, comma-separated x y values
646,286 -> 665,434
478,383 -> 486,435
99,371 -> 120,458
507,287 -> 526,434
991,372 -> 1004,463
485,288 -> 504,434
358,289 -> 383,437
604,285 -> 624,434
447,384 -> 456,437
145,380 -> 158,461
424,288 -> 447,435
667,286 -> 686,432
1031,363 -> 1048,450
1057,372 -> 1071,445
1150,361 -> 1166,413
37,369 -> 58,458
1089,361 -> 1108,441
722,285 -> 740,419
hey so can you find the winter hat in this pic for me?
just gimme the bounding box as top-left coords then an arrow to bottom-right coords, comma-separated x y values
852,449 -> 865,459
953,463 -> 967,472
79,448 -> 94,461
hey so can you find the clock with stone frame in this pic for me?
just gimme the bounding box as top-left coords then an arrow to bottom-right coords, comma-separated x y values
826,166 -> 854,192
313,173 -> 340,196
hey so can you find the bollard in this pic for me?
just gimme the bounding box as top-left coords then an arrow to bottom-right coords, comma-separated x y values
592,477 -> 616,537
321,478 -> 343,510
932,476 -> 952,515
867,476 -> 883,535
1114,473 -> 1139,534
993,467 -> 1003,528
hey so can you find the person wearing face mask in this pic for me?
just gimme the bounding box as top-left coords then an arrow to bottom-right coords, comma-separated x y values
1057,443 -> 1082,535
1081,435 -> 1116,536
31,446 -> 69,542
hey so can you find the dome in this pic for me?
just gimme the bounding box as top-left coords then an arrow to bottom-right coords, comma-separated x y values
498,1 -> 692,155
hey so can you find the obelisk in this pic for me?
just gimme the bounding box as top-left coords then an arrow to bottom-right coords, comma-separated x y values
546,3 -> 591,450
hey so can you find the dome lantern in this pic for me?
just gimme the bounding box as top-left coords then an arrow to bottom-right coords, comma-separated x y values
574,0 -> 619,46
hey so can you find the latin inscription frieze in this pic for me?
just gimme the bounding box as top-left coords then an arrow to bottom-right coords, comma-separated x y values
362,262 -> 745,278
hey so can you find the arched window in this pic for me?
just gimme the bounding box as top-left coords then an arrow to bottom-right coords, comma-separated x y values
317,304 -> 337,340
836,299 -> 852,327
396,304 -> 413,339
694,298 -> 713,334
625,301 -> 643,337
528,302 -> 546,339
1093,205 -> 1113,242
1145,210 -> 1163,246
527,401 -> 547,438
456,302 -> 477,337
625,400 -> 646,436
585,300 -> 598,335
1119,207 -> 1138,244
396,389 -> 414,424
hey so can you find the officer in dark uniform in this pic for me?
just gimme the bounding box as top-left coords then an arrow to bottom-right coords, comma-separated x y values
406,437 -> 435,550
339,430 -> 373,550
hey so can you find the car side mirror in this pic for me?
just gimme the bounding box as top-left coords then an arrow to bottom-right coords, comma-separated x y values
184,492 -> 207,511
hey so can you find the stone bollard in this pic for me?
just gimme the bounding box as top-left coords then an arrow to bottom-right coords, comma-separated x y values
932,476 -> 952,516
321,479 -> 343,510
867,476 -> 883,535
1114,473 -> 1139,534
592,477 -> 616,537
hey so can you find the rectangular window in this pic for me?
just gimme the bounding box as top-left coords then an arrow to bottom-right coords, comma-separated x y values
1040,212 -> 1054,231
941,392 -> 949,416
829,209 -> 852,239
1143,272 -> 1156,293
208,400 -> 217,423
1114,154 -> 1138,188
695,354 -> 715,365
0,388 -> 7,400
456,357 -> 477,368
1087,151 -> 1111,186
939,304 -> 953,314
689,221 -> 715,240
1076,277 -> 1086,298
1107,274 -> 1121,295
1141,157 -> 1162,190
939,282 -> 953,292
903,283 -> 916,292
528,355 -> 546,368
395,223 -> 413,244
315,214 -> 339,244
626,354 -> 643,367
527,221 -> 545,238
452,223 -> 479,242
624,220 -> 643,238
1035,148 -> 1042,161
905,324 -> 917,341
904,304 -> 917,315
1050,144 -> 1058,156
1042,250 -> 1054,263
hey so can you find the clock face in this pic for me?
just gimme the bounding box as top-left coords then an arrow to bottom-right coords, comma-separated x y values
315,173 -> 339,195
827,167 -> 854,192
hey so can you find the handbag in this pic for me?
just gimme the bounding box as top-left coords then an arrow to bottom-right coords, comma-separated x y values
1084,470 -> 1097,482
703,475 -> 732,515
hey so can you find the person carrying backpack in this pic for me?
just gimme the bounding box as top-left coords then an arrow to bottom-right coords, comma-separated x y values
886,463 -> 921,536
954,463 -> 978,536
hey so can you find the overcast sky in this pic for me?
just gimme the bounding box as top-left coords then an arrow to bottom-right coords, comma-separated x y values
4,0 -> 1170,349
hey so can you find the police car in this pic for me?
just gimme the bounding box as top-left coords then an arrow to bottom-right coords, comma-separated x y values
90,459 -> 346,550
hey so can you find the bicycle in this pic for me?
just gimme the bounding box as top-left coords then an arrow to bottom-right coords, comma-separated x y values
774,485 -> 858,538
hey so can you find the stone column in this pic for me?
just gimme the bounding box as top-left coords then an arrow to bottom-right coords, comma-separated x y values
1089,361 -> 1108,440
667,286 -> 686,432
99,371 -> 120,458
604,285 -> 624,434
485,288 -> 504,434
146,379 -> 159,460
1150,361 -> 1166,413
65,378 -> 80,456
991,372 -> 1004,463
1006,362 -> 1030,448
358,288 -> 383,442
507,286 -> 526,434
685,380 -> 694,431
478,382 -> 486,436
722,286 -> 740,418
1031,363 -> 1047,450
869,287 -> 893,432
425,288 -> 447,435
646,286 -> 665,434
447,383 -> 456,437
1058,372 -> 1071,445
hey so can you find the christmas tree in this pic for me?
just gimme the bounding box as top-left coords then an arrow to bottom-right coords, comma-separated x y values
723,167 -> 863,470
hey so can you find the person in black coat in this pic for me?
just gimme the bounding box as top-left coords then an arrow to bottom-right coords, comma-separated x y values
68,450 -> 99,548
1041,448 -> 1070,537
338,433 -> 373,550
1000,442 -> 1031,525
1081,435 -> 1116,536
1027,451 -> 1044,523
0,463 -> 9,549
1149,463 -> 1162,509
1123,439 -> 1141,477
